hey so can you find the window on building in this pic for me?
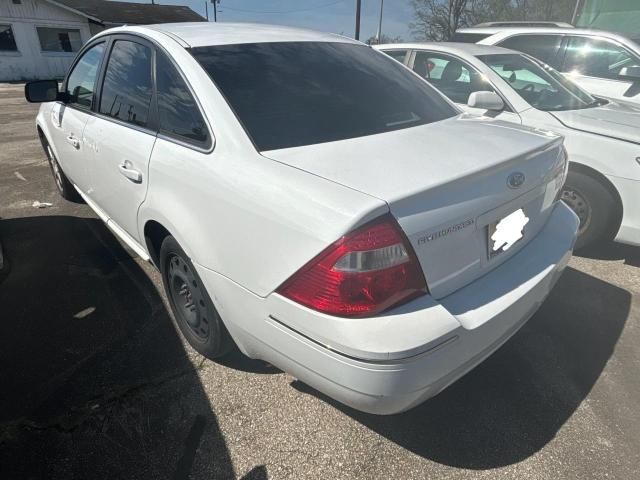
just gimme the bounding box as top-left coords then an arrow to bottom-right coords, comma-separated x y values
37,27 -> 82,53
0,24 -> 18,52
99,40 -> 153,128
156,52 -> 210,147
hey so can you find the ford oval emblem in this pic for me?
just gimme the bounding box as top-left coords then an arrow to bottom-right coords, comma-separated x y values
507,172 -> 525,189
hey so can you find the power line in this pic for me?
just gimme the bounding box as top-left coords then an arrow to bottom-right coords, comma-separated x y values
220,0 -> 347,15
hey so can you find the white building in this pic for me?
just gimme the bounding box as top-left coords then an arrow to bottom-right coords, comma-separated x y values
0,0 -> 204,81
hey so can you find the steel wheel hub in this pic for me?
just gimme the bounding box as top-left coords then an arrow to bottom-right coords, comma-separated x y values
167,254 -> 210,340
561,188 -> 591,235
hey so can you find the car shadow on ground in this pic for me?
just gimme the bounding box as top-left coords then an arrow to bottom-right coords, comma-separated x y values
578,241 -> 640,268
0,215 -> 267,480
292,266 -> 630,469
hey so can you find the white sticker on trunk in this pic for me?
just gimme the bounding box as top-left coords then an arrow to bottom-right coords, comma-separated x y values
490,209 -> 529,254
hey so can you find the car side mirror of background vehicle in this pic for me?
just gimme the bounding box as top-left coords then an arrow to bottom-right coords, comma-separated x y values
467,91 -> 504,111
618,66 -> 640,82
24,80 -> 66,103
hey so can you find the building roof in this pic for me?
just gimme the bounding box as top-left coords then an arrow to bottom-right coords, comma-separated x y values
137,22 -> 359,48
47,0 -> 205,26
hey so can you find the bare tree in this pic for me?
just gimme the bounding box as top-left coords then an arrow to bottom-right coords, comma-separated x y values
410,0 -> 475,41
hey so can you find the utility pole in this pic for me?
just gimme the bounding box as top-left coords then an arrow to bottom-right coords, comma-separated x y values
205,1 -> 209,21
375,0 -> 384,44
355,0 -> 361,40
213,0 -> 218,22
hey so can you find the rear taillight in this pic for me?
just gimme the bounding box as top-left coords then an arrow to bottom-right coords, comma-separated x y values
277,214 -> 427,318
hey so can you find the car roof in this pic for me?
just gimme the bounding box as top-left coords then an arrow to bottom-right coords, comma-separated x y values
455,26 -> 634,43
110,22 -> 360,48
375,42 -> 513,57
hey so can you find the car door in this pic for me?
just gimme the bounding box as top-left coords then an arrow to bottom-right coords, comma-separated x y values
559,35 -> 640,103
82,35 -> 157,244
409,50 -> 521,123
48,41 -> 106,191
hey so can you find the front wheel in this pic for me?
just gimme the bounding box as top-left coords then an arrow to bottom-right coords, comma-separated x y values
561,170 -> 619,250
160,236 -> 233,358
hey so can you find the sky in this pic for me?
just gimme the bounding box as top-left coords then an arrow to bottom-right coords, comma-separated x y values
124,0 -> 416,41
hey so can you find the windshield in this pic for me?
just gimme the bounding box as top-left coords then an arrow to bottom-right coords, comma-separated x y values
191,42 -> 457,151
478,53 -> 601,111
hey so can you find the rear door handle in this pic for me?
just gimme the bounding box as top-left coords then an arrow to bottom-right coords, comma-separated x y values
118,161 -> 143,183
66,135 -> 80,149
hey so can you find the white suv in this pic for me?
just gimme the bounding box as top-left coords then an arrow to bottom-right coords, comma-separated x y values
25,23 -> 577,414
454,27 -> 640,105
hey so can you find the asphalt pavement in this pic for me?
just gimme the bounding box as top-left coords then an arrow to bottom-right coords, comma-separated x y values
1,83 -> 639,479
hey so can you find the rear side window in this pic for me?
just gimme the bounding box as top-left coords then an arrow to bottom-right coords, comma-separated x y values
562,36 -> 640,79
451,32 -> 491,43
498,35 -> 563,69
156,53 -> 210,147
383,49 -> 409,63
99,40 -> 153,128
65,42 -> 105,109
412,51 -> 496,104
191,42 -> 456,151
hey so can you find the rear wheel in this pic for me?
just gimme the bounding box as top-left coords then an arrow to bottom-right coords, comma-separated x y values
160,236 -> 233,358
561,170 -> 619,250
42,140 -> 82,202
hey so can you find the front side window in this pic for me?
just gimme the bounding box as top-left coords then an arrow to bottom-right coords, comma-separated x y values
99,40 -> 152,128
412,51 -> 495,104
191,42 -> 456,151
37,27 -> 82,53
156,53 -> 209,147
479,53 -> 598,111
562,36 -> 640,80
0,24 -> 18,51
65,42 -> 105,108
498,34 -> 563,69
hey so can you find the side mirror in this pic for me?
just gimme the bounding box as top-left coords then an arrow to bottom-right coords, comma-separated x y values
619,66 -> 640,82
24,79 -> 61,103
467,91 -> 505,111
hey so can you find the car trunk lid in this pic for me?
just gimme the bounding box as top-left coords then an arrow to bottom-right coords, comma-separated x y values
263,115 -> 565,299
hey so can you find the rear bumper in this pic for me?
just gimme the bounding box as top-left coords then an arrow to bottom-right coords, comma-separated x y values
196,202 -> 578,414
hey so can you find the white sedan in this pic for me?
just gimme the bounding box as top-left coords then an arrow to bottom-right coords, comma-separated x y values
378,42 -> 640,248
26,23 -> 577,414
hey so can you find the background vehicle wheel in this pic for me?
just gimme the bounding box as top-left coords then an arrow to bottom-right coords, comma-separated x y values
561,170 -> 619,250
160,236 -> 233,358
42,140 -> 83,202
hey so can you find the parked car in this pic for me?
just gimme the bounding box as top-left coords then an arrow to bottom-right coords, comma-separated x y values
452,27 -> 640,106
378,42 -> 640,249
26,23 -> 577,414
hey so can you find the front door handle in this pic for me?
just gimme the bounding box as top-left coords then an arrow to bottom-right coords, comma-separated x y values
66,135 -> 80,149
118,161 -> 143,183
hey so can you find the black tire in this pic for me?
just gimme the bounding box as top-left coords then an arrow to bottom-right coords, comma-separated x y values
561,170 -> 619,250
159,236 -> 233,358
42,139 -> 83,202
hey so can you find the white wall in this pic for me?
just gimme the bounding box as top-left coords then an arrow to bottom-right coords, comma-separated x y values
0,0 -> 92,81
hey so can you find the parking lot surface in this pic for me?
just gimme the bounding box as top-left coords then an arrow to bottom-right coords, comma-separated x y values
1,83 -> 639,479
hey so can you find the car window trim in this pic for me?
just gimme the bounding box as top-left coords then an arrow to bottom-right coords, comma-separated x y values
408,49 -> 516,113
61,38 -> 108,114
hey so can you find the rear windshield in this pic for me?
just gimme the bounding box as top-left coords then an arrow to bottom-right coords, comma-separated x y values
191,42 -> 457,151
